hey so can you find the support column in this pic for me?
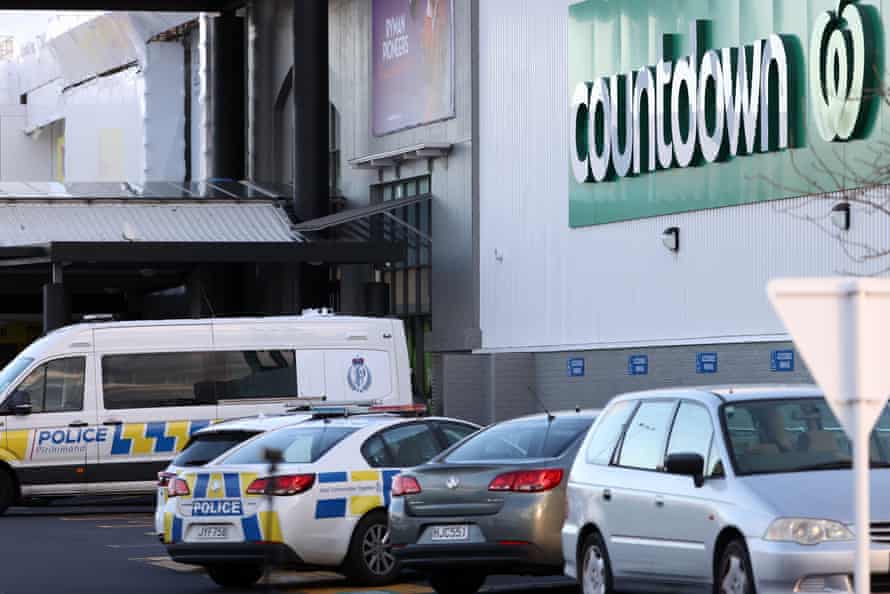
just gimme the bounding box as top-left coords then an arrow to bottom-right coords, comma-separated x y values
293,0 -> 331,311
292,0 -> 329,222
43,264 -> 70,334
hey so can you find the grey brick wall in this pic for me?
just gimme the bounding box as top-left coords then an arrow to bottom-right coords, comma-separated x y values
489,353 -> 536,422
534,342 -> 812,412
440,342 -> 812,424
441,353 -> 490,425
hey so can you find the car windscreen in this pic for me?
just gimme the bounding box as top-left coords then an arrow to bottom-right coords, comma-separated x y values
219,425 -> 359,465
172,431 -> 261,467
723,398 -> 890,476
0,356 -> 34,396
445,416 -> 595,462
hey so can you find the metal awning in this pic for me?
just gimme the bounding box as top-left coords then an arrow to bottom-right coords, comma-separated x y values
0,241 -> 405,267
0,189 -> 408,267
348,144 -> 452,170
293,194 -> 432,249
0,0 -> 238,10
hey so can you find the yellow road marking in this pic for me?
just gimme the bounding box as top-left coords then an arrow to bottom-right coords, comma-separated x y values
138,557 -> 433,594
133,556 -> 203,573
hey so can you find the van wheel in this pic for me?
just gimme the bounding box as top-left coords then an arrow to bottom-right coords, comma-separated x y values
579,531 -> 613,594
429,571 -> 487,594
0,471 -> 16,515
342,510 -> 399,586
206,564 -> 263,589
716,539 -> 754,594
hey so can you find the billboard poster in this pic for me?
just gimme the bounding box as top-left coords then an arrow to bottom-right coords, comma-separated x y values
372,0 -> 454,136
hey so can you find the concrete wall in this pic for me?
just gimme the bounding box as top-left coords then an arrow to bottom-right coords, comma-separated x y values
443,342 -> 814,423
328,0 -> 478,353
477,0 -> 890,354
0,106 -> 53,181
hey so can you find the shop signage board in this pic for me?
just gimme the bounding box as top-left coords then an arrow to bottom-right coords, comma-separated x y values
696,352 -> 718,374
568,0 -> 885,227
567,357 -> 585,377
627,354 -> 649,376
771,349 -> 796,372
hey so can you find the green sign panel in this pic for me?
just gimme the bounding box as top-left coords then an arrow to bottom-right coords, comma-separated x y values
568,0 -> 886,227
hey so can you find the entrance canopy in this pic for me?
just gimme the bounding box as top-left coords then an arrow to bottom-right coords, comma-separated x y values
0,0 -> 237,10
0,181 -> 406,266
0,182 -> 409,334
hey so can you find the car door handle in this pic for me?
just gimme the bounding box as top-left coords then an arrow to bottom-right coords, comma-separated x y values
655,496 -> 665,508
102,420 -> 123,426
602,488 -> 612,501
68,421 -> 89,428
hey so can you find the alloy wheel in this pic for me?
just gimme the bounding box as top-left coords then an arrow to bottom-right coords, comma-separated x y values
362,523 -> 396,576
582,544 -> 606,594
721,555 -> 748,594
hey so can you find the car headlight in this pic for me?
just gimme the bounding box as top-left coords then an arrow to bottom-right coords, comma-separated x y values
764,518 -> 854,545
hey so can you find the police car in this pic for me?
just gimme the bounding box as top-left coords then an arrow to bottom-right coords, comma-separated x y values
160,406 -> 479,588
154,413 -> 313,536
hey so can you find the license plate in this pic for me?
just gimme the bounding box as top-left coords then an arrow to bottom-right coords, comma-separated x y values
195,525 -> 229,540
431,525 -> 470,541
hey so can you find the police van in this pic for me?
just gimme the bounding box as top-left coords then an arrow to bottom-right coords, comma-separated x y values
0,313 -> 412,512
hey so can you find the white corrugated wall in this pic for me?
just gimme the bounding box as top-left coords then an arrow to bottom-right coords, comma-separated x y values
478,0 -> 890,353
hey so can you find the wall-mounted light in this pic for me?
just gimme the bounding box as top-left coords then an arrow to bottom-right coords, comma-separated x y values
831,202 -> 851,231
662,227 -> 680,252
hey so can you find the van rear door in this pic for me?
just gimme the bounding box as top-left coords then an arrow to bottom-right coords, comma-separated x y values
324,350 -> 394,403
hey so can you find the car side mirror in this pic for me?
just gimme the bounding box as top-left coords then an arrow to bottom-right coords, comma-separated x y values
665,453 -> 705,488
13,403 -> 32,416
7,390 -> 31,416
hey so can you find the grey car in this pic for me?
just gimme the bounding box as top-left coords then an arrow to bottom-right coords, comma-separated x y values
563,386 -> 890,594
389,410 -> 598,594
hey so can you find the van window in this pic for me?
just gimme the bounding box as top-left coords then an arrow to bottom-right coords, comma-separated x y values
102,350 -> 298,409
586,400 -> 636,465
216,351 -> 297,400
618,401 -> 676,471
666,402 -> 714,462
15,357 -> 85,413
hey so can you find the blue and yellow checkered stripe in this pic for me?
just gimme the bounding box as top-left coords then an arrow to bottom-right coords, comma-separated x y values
314,469 -> 401,519
111,420 -> 212,456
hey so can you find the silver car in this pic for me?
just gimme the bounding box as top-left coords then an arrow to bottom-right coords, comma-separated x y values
563,386 -> 890,594
390,410 -> 598,594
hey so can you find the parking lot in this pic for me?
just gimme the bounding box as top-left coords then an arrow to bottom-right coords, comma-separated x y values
1,498 -> 575,594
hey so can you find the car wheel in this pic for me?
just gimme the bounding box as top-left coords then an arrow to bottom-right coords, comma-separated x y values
342,510 -> 399,586
579,531 -> 613,594
717,539 -> 755,594
0,471 -> 16,515
428,571 -> 487,594
205,564 -> 264,589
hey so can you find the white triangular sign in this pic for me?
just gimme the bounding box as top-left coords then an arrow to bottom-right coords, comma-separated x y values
767,278 -> 890,439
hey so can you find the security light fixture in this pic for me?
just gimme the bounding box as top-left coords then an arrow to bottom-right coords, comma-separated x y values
662,227 -> 680,252
831,202 -> 851,231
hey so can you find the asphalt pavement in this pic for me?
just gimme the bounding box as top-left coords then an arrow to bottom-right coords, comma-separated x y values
0,498 -> 577,594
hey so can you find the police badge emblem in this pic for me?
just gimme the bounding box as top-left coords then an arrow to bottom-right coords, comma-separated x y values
347,356 -> 373,393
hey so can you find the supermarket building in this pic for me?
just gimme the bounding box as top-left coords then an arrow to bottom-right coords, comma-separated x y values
443,0 -> 890,422
3,0 -> 889,419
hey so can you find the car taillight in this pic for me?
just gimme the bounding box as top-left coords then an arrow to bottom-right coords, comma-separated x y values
157,471 -> 176,488
391,475 -> 422,497
246,474 -> 316,496
167,477 -> 190,497
488,469 -> 564,493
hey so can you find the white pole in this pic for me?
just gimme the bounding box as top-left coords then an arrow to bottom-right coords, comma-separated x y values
840,287 -> 869,594
853,430 -> 870,594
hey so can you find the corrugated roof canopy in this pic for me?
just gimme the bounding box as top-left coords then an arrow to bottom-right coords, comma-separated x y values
0,181 -> 295,200
0,181 -> 409,266
0,0 -> 238,10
